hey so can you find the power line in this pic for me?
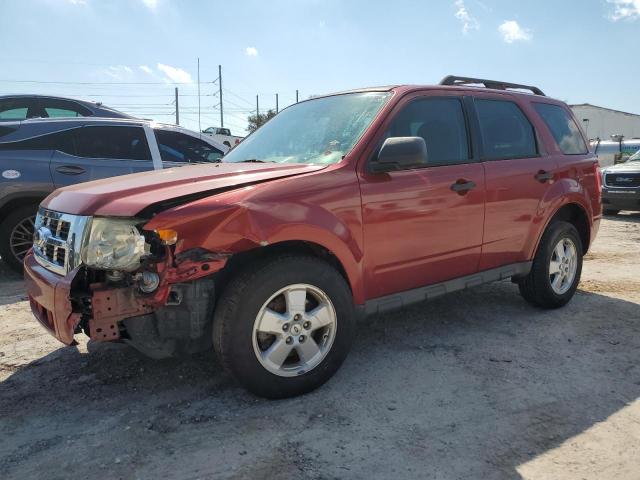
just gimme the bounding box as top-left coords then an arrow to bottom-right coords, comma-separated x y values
0,79 -> 213,85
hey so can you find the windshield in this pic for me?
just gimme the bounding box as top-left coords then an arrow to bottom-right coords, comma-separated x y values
223,92 -> 391,165
629,149 -> 640,162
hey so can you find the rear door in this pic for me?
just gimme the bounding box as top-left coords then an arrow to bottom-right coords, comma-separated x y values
471,94 -> 558,270
359,92 -> 485,299
50,125 -> 154,188
0,126 -> 58,199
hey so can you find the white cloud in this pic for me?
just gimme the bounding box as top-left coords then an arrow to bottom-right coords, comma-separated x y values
139,65 -> 153,75
607,0 -> 640,20
245,47 -> 259,57
157,63 -> 193,83
454,0 -> 479,34
103,65 -> 134,80
67,0 -> 87,4
141,0 -> 158,9
498,20 -> 532,43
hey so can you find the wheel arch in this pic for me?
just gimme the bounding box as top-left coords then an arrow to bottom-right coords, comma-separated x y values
0,195 -> 45,222
214,239 -> 356,303
533,202 -> 592,256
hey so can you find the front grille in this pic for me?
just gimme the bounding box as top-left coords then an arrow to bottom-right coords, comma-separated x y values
32,208 -> 90,275
605,172 -> 640,188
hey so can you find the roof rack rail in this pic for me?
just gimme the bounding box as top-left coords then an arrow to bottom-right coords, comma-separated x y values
440,75 -> 545,96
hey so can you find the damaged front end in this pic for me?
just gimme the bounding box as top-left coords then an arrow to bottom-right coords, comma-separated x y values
25,207 -> 229,358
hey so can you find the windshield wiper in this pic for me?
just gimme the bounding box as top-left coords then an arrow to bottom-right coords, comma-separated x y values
241,159 -> 268,163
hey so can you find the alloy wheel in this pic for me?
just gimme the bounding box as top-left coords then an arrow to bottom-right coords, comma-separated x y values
252,283 -> 337,377
9,215 -> 36,264
549,237 -> 578,295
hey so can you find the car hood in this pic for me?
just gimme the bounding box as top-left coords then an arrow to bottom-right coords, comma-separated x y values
43,162 -> 327,216
604,162 -> 640,173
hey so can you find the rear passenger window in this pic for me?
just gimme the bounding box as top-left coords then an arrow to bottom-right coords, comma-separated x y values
74,126 -> 150,160
533,103 -> 587,154
475,99 -> 537,160
44,107 -> 82,118
385,97 -> 470,166
0,107 -> 28,120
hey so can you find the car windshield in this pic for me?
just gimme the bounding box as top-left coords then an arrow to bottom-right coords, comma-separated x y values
223,92 -> 391,165
628,149 -> 640,162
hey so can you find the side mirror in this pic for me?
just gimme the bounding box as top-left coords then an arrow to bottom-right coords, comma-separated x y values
370,136 -> 428,173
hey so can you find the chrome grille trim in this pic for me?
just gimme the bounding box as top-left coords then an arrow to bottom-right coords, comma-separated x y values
33,208 -> 91,276
604,172 -> 640,189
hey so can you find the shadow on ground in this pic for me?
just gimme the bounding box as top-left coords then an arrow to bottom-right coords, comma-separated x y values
1,279 -> 639,479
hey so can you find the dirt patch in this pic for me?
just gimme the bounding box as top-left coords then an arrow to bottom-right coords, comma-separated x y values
579,279 -> 640,294
1,217 -> 639,480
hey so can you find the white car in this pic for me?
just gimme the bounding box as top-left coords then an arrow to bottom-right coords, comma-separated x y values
202,126 -> 243,148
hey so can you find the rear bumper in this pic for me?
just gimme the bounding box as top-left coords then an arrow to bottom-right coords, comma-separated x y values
602,189 -> 640,211
24,251 -> 81,345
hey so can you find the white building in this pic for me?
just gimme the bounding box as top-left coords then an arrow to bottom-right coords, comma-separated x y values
570,103 -> 640,141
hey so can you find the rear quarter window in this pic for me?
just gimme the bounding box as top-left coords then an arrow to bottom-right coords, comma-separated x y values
475,99 -> 537,160
533,103 -> 587,155
0,129 -> 77,154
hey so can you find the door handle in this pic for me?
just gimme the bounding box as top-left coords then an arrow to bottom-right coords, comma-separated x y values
55,165 -> 86,175
535,170 -> 554,183
450,179 -> 477,195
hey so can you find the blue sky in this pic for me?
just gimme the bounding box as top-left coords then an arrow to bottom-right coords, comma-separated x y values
1,0 -> 639,134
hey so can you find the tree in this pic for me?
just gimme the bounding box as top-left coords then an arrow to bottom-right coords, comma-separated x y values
247,109 -> 277,133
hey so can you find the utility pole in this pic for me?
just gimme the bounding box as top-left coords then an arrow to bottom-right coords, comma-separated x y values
256,94 -> 259,118
218,64 -> 224,128
276,93 -> 279,113
174,87 -> 179,125
197,57 -> 201,132
296,89 -> 299,103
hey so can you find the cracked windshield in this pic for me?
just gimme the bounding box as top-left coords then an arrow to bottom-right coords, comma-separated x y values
223,92 -> 390,165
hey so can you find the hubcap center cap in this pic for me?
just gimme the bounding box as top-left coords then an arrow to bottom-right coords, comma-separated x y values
291,324 -> 301,335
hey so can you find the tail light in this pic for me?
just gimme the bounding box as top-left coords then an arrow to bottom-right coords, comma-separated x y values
594,162 -> 602,192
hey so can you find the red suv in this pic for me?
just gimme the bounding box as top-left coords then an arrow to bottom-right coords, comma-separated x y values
24,76 -> 601,398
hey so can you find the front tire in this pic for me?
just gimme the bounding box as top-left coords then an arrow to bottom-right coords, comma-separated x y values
603,209 -> 620,216
0,205 -> 37,273
213,255 -> 356,399
518,221 -> 583,309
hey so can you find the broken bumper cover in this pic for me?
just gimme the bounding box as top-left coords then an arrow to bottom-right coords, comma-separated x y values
24,251 -> 157,346
24,251 -> 80,345
24,249 -> 228,347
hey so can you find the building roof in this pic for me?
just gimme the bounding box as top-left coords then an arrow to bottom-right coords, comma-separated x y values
569,103 -> 640,118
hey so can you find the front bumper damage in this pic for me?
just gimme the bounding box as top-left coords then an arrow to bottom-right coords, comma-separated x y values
24,249 -> 227,354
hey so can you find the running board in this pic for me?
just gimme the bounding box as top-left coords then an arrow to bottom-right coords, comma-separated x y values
364,262 -> 532,316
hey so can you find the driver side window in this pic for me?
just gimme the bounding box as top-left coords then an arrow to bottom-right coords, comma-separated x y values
155,130 -> 224,163
385,97 -> 470,167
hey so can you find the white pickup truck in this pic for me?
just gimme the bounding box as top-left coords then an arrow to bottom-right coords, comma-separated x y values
202,127 -> 243,148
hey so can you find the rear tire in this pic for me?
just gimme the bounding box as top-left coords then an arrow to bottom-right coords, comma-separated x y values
603,209 -> 620,216
518,221 -> 583,309
213,255 -> 356,399
0,205 -> 37,273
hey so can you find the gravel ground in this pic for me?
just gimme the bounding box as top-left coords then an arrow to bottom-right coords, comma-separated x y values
0,215 -> 639,480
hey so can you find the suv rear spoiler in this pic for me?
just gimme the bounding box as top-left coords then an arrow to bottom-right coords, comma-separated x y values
440,75 -> 545,96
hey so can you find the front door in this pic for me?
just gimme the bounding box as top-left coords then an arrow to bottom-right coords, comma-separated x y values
359,93 -> 485,300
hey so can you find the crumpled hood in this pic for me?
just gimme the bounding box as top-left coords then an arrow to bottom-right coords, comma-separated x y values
43,162 -> 326,216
